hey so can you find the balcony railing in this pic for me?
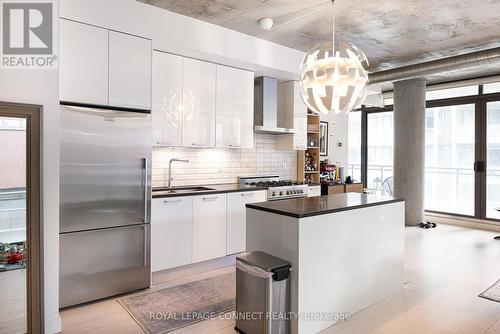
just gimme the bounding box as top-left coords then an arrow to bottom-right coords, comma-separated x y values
347,164 -> 500,217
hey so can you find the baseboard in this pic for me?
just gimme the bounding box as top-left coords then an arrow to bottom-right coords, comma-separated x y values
426,213 -> 500,232
45,315 -> 61,334
152,255 -> 237,285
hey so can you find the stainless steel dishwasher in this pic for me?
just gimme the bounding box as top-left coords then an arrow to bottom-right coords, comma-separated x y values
235,251 -> 291,334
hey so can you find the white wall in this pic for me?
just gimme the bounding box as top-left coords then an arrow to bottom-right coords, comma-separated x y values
0,11 -> 61,334
60,0 -> 305,82
320,111 -> 349,167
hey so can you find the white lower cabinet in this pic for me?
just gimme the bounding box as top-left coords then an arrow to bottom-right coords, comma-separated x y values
152,190 -> 268,270
192,194 -> 227,262
308,185 -> 321,197
226,190 -> 267,255
151,197 -> 193,272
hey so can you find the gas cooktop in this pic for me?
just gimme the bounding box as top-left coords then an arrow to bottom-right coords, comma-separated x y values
239,176 -> 309,201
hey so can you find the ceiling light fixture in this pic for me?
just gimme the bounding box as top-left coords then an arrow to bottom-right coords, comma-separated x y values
299,0 -> 369,114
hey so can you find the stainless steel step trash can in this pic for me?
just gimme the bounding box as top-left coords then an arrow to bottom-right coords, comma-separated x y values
235,251 -> 292,334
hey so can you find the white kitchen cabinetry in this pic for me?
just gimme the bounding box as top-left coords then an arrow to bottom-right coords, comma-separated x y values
277,81 -> 308,150
182,58 -> 216,148
60,19 -> 109,105
152,51 -> 183,146
308,185 -> 321,197
151,197 -> 193,272
192,194 -> 226,262
226,190 -> 266,255
109,31 -> 152,110
216,65 -> 254,149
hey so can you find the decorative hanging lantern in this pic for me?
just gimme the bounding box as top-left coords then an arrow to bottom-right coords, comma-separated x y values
299,1 -> 369,114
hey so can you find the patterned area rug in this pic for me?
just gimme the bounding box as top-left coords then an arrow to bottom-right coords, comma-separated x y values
118,272 -> 235,333
479,279 -> 500,303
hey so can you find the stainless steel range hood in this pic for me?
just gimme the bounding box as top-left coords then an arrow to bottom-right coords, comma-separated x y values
254,77 -> 295,134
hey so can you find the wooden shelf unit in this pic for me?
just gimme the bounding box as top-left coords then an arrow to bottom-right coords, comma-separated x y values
298,112 -> 321,183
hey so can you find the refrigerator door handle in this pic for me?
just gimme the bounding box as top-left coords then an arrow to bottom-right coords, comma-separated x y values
143,224 -> 150,267
142,158 -> 148,223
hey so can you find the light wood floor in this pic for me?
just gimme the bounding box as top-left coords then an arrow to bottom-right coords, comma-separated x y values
60,225 -> 500,334
0,268 -> 26,334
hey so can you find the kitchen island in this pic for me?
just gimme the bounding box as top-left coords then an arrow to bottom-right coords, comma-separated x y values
246,193 -> 405,334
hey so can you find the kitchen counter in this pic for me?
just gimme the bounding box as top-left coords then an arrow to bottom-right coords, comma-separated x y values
246,193 -> 405,334
246,193 -> 403,218
152,183 -> 268,198
152,182 -> 321,198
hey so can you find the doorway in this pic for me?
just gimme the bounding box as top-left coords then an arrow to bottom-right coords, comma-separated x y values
0,102 -> 43,334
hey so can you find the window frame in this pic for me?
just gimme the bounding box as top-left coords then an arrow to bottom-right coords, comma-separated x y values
356,85 -> 500,222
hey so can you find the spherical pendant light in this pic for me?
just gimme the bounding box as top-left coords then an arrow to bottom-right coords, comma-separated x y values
299,1 -> 369,114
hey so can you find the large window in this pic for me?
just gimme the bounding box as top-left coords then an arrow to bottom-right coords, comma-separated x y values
425,104 -> 475,215
352,82 -> 500,221
487,102 -> 500,219
367,112 -> 393,192
347,112 -> 362,182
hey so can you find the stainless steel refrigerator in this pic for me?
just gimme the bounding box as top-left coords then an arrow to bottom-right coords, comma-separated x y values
59,104 -> 152,308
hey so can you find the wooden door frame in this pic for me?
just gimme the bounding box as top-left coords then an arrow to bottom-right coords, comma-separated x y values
0,102 -> 43,334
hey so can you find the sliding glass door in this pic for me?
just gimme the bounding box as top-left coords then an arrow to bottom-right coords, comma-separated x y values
357,86 -> 500,222
367,111 -> 394,193
487,102 -> 500,219
425,104 -> 476,215
348,112 -> 362,182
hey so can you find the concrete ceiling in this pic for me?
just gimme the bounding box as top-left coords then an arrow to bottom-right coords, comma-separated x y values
138,0 -> 500,75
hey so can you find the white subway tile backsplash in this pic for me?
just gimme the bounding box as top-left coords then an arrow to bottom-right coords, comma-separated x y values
152,134 -> 297,188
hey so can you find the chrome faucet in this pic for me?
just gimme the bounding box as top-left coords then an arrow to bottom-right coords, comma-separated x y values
168,158 -> 189,189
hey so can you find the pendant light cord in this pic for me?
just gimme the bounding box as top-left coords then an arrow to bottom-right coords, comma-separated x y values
332,0 -> 336,48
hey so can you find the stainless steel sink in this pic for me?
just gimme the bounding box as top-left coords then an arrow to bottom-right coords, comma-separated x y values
154,186 -> 214,194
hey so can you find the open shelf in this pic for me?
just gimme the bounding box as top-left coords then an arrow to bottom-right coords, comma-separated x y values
298,111 -> 321,183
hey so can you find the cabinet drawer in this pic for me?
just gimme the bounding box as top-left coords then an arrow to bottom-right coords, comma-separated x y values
328,185 -> 345,195
345,183 -> 364,193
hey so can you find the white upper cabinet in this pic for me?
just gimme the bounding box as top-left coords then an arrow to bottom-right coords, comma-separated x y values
277,81 -> 308,150
109,31 -> 152,110
152,51 -> 183,146
216,65 -> 254,149
60,19 -> 109,106
182,58 -> 216,148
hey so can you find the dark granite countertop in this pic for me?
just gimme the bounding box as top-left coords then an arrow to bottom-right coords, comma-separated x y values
153,182 -> 322,198
246,193 -> 404,218
152,184 -> 268,198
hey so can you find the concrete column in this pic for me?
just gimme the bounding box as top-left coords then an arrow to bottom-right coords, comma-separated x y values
393,79 -> 426,226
